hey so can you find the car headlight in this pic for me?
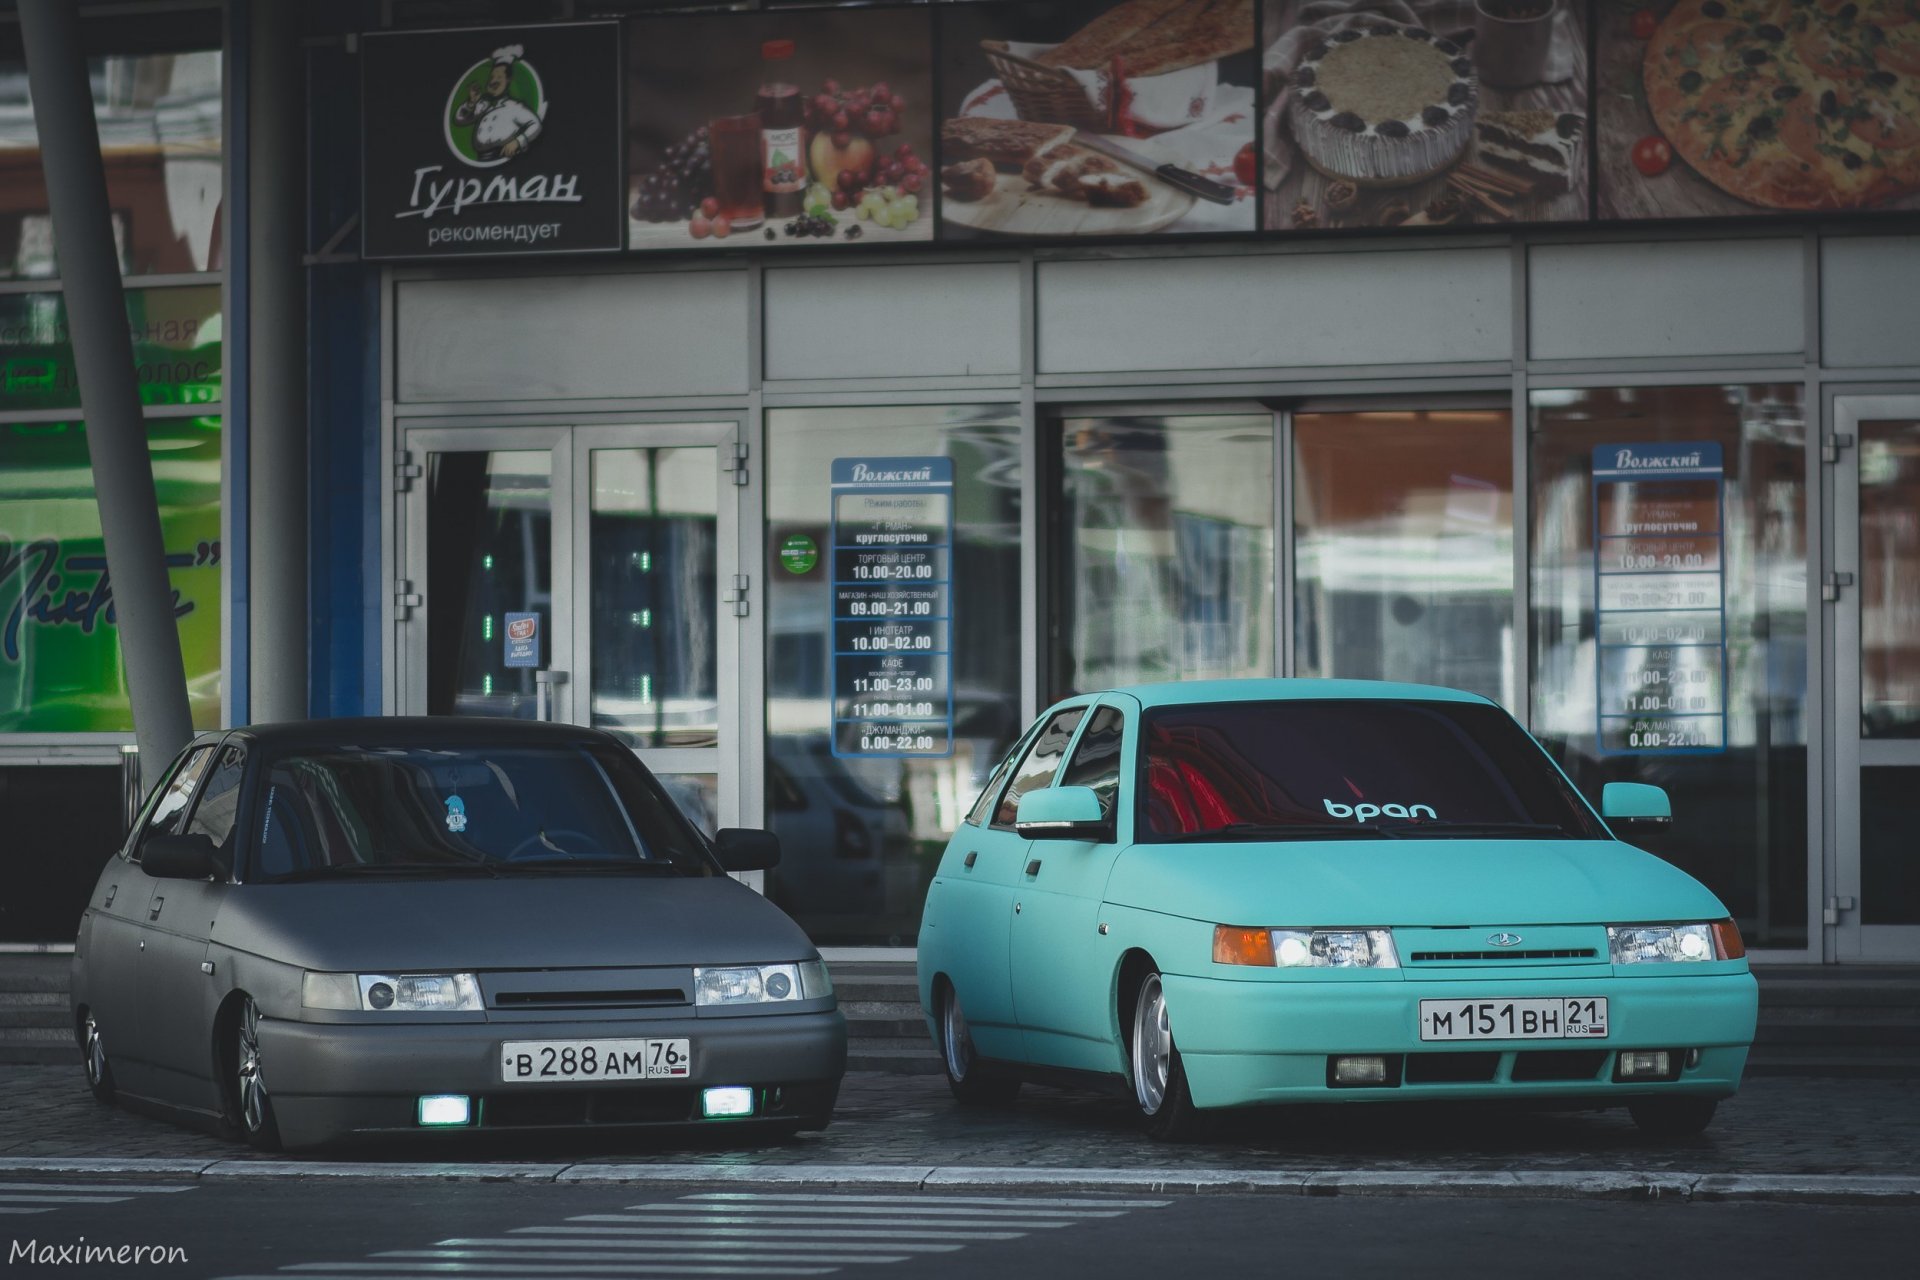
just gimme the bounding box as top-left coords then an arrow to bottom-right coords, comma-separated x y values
694,961 -> 832,1006
301,971 -> 484,1012
1213,926 -> 1400,969
1608,921 -> 1743,964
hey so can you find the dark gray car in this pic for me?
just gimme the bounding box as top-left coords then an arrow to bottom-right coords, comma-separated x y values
71,718 -> 846,1151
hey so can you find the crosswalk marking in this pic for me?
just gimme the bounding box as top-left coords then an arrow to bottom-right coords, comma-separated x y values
0,1193 -> 134,1204
0,1182 -> 195,1194
0,1183 -> 193,1217
231,1188 -> 1166,1279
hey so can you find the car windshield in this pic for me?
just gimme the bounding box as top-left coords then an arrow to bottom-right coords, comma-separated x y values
247,741 -> 715,881
1139,699 -> 1609,843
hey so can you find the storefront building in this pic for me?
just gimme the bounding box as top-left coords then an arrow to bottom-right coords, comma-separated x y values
1,1 -> 1916,966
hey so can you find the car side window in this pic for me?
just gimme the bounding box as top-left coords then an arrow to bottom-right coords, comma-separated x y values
964,724 -> 1039,827
182,745 -> 246,877
1059,705 -> 1125,821
992,707 -> 1087,829
132,746 -> 215,861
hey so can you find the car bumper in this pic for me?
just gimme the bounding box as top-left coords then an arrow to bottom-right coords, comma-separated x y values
256,1009 -> 847,1150
1161,971 -> 1757,1110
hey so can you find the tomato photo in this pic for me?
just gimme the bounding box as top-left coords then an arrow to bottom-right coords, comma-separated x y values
1631,8 -> 1660,40
1633,134 -> 1674,176
1233,142 -> 1256,188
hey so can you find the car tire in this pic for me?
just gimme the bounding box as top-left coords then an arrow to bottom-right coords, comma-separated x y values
81,1012 -> 115,1105
234,997 -> 283,1152
1129,971 -> 1205,1143
1627,1096 -> 1718,1138
938,984 -> 1020,1106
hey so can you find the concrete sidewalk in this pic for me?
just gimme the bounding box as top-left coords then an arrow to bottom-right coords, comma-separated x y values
3,1066 -> 1916,1203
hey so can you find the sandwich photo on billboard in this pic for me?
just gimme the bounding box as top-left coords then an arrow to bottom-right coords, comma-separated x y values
1596,0 -> 1920,220
1262,0 -> 1592,231
627,8 -> 935,249
937,0 -> 1259,239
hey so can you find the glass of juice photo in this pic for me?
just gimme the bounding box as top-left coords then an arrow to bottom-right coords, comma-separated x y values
709,113 -> 765,228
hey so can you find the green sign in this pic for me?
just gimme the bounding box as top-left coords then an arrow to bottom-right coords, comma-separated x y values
778,532 -> 819,575
0,417 -> 223,733
0,287 -> 223,414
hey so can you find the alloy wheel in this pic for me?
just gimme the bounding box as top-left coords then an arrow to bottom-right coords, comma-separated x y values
237,999 -> 267,1133
941,989 -> 976,1082
1131,974 -> 1172,1115
84,1015 -> 107,1086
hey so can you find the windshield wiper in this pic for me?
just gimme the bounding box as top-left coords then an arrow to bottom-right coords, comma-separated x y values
494,857 -> 682,874
271,861 -> 502,882
1160,823 -> 1386,842
1372,821 -> 1574,839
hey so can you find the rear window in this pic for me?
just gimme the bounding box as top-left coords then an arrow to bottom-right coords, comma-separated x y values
248,741 -> 714,881
1139,700 -> 1607,842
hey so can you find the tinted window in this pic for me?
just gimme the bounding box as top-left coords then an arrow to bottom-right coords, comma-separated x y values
250,741 -> 713,881
964,722 -> 1040,827
1139,700 -> 1607,841
1060,706 -> 1125,819
183,745 -> 245,876
133,746 -> 213,859
993,707 -> 1087,828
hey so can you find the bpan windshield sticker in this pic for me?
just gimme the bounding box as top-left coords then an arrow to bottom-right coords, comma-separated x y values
829,456 -> 955,758
1591,442 -> 1727,755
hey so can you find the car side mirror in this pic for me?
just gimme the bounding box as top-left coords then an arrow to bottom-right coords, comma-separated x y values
1014,786 -> 1112,842
1601,782 -> 1672,840
143,833 -> 220,880
714,828 -> 781,872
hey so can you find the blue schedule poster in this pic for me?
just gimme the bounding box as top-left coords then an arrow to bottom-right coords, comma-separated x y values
1591,443 -> 1728,755
830,457 -> 955,758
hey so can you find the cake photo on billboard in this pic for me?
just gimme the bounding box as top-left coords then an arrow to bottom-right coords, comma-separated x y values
1474,108 -> 1582,197
1289,27 -> 1477,187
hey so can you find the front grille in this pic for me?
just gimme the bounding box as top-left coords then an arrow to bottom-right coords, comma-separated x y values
1410,948 -> 1597,962
1511,1049 -> 1609,1082
1403,1052 -> 1499,1084
490,988 -> 687,1009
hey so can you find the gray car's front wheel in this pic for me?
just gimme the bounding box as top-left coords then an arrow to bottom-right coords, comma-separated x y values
234,997 -> 282,1152
82,1012 -> 114,1104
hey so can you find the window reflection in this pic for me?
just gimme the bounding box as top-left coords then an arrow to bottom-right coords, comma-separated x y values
1054,414 -> 1274,696
1529,385 -> 1808,948
1859,420 -> 1920,739
1293,410 -> 1513,704
426,451 -> 552,720
0,53 -> 224,279
765,406 -> 1022,946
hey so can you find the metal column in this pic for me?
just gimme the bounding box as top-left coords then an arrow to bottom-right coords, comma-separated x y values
245,0 -> 309,722
19,0 -> 195,791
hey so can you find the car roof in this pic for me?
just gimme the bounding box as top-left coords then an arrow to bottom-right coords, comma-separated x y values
1095,677 -> 1499,710
209,717 -> 615,751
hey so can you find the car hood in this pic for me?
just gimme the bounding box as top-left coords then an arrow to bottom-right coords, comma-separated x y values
1106,838 -> 1729,926
212,874 -> 816,972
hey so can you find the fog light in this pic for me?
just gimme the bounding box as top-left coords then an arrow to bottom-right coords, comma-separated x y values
1332,1055 -> 1389,1085
1685,1048 -> 1702,1069
416,1094 -> 471,1126
702,1086 -> 755,1118
1616,1051 -> 1672,1079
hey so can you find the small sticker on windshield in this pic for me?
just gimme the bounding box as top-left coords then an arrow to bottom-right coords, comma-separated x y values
1323,798 -> 1437,823
444,794 -> 468,833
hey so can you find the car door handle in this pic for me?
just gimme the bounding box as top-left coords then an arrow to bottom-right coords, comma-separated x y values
963,851 -> 977,869
148,897 -> 164,919
1025,859 -> 1042,876
103,885 -> 117,908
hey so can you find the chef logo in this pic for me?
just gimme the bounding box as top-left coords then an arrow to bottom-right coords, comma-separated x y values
443,43 -> 547,168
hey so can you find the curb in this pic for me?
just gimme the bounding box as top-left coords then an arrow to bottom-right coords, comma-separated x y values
0,1158 -> 1914,1205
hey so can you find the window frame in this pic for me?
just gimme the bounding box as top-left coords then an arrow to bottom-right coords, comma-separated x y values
989,703 -> 1090,832
127,742 -> 217,863
1057,701 -> 1127,824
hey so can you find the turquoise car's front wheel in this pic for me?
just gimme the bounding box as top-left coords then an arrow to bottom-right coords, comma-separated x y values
1130,971 -> 1204,1142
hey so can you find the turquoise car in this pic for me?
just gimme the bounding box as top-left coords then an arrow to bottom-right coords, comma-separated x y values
916,679 -> 1757,1141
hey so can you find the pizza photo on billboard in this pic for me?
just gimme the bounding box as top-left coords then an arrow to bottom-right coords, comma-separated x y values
1599,0 -> 1920,218
1261,0 -> 1593,232
937,0 -> 1259,239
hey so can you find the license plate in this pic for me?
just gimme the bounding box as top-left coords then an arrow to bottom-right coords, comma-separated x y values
499,1038 -> 691,1082
1418,997 -> 1608,1042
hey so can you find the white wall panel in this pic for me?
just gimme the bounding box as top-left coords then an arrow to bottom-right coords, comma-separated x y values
1528,240 -> 1803,361
764,262 -> 1021,381
396,271 -> 750,402
1821,236 -> 1920,368
1035,249 -> 1511,375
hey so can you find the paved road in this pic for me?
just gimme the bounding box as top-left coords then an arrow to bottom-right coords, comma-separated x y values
6,1066 -> 1918,1178
0,1176 -> 1911,1280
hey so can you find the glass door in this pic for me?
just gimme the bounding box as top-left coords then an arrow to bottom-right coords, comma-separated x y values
398,421 -> 750,837
1834,396 -> 1920,961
